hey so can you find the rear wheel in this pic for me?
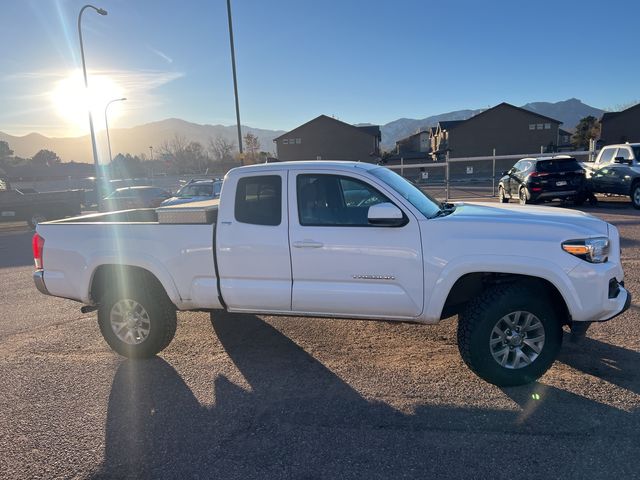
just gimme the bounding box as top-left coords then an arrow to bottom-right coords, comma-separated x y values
28,212 -> 47,229
457,282 -> 562,386
631,183 -> 640,209
498,186 -> 509,203
97,275 -> 177,358
518,187 -> 529,205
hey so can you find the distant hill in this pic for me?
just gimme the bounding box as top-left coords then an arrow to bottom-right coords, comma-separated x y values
0,119 -> 285,162
380,98 -> 605,148
0,99 -> 606,161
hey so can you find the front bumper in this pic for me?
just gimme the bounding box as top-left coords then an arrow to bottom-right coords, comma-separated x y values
33,270 -> 50,296
599,288 -> 632,322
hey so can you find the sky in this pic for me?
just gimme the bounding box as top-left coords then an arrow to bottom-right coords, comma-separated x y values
1,0 -> 639,137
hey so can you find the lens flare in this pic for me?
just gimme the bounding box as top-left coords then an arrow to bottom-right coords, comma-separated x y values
50,70 -> 125,133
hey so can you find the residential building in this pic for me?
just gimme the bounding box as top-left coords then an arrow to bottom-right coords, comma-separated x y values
395,130 -> 431,155
273,115 -> 381,163
600,103 -> 640,145
557,128 -> 573,151
430,103 -> 562,159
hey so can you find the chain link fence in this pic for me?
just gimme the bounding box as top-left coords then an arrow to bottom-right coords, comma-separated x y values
386,149 -> 594,201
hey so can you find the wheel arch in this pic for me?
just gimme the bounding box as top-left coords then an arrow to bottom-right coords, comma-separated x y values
89,264 -> 176,307
425,256 -> 579,324
439,272 -> 570,324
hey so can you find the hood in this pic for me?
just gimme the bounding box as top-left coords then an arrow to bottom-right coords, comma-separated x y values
445,202 -> 608,236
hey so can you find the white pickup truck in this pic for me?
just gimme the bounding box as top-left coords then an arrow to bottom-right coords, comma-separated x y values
32,161 -> 630,386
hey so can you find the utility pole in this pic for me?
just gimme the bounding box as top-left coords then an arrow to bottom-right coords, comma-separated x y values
226,0 -> 243,155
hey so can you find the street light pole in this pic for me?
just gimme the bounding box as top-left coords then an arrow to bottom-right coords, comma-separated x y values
226,0 -> 243,156
104,97 -> 127,163
78,4 -> 108,208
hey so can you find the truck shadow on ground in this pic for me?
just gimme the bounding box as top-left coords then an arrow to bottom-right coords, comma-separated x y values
93,312 -> 640,479
558,334 -> 640,396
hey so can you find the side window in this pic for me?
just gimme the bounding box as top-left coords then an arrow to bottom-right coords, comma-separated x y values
234,175 -> 281,226
616,148 -> 631,160
297,174 -> 391,227
599,148 -> 616,164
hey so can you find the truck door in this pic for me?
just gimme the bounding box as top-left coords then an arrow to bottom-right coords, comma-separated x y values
288,171 -> 424,319
216,172 -> 292,312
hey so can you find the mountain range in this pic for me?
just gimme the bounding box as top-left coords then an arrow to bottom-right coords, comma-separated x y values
0,98 -> 605,162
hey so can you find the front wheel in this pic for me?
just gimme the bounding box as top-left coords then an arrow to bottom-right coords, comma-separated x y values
631,184 -> 640,209
97,279 -> 177,358
457,282 -> 562,386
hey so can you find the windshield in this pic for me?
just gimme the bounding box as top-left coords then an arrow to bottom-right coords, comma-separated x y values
369,167 -> 442,219
177,184 -> 214,198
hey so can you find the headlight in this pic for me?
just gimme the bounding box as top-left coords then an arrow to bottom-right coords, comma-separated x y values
562,237 -> 609,263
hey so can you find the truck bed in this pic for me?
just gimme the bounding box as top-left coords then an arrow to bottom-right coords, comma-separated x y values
37,200 -> 222,310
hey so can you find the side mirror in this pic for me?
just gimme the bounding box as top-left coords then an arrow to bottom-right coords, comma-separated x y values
368,202 -> 405,227
613,156 -> 631,164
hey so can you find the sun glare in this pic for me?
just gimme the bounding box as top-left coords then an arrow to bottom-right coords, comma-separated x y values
51,71 -> 125,135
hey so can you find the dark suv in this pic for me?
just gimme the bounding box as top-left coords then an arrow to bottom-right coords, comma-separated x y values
498,156 -> 587,205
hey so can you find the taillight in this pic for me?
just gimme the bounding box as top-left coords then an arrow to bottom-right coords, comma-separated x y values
32,233 -> 44,270
528,171 -> 549,178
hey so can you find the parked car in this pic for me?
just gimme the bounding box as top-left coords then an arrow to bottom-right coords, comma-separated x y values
101,186 -> 171,212
160,179 -> 222,207
33,161 -> 630,387
81,177 -> 152,208
585,143 -> 640,209
0,176 -> 82,229
498,156 -> 588,205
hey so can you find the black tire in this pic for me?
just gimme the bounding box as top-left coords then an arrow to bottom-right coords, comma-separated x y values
457,281 -> 562,386
518,187 -> 529,205
588,194 -> 598,206
631,183 -> 640,210
573,193 -> 586,206
498,186 -> 509,203
97,273 -> 177,358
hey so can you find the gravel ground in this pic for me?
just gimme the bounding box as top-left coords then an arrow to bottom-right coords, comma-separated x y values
0,198 -> 639,479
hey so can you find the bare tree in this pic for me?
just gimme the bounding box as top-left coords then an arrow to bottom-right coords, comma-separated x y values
208,135 -> 236,163
243,133 -> 261,165
159,134 -> 209,173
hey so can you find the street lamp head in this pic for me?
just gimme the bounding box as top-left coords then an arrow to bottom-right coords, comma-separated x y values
120,97 -> 127,101
96,8 -> 108,15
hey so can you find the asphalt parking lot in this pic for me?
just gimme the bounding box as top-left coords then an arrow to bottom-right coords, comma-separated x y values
1,197 -> 639,479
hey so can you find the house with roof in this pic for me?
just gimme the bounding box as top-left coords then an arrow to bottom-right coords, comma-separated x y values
273,115 -> 381,163
430,103 -> 563,159
600,103 -> 640,145
395,129 -> 432,155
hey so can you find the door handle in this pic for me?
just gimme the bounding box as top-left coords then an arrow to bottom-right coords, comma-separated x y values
293,240 -> 324,248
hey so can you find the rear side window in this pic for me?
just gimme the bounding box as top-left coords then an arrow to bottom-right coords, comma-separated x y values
537,159 -> 581,172
235,175 -> 281,226
616,148 -> 631,160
